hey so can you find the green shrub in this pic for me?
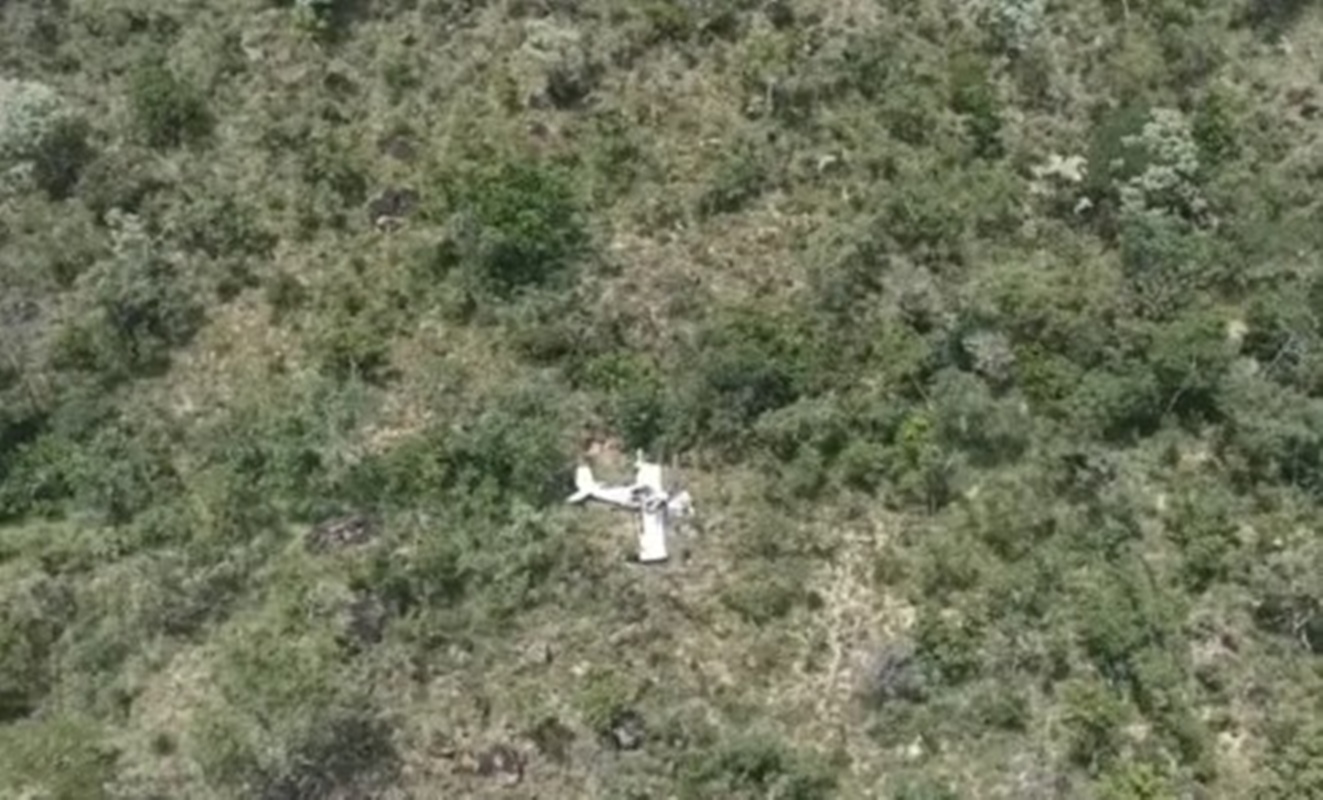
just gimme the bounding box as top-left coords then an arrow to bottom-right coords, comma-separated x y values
0,79 -> 67,164
884,410 -> 959,511
1066,363 -> 1163,442
0,78 -> 92,197
294,0 -> 342,30
972,684 -> 1030,731
955,472 -> 1056,562
677,307 -> 821,452
880,179 -> 968,267
679,734 -> 838,800
637,0 -> 698,45
1191,90 -> 1240,168
265,271 -> 308,322
838,439 -> 890,492
343,385 -> 571,513
915,607 -> 983,685
1145,309 -> 1234,421
297,130 -> 368,210
77,146 -> 168,222
891,778 -> 960,800
583,109 -> 645,203
308,299 -> 396,384
500,288 -> 620,371
1246,528 -> 1323,649
580,351 -> 671,450
67,417 -> 183,525
930,369 -> 1032,466
697,140 -> 769,217
1162,480 -> 1240,592
574,667 -> 635,737
61,211 -> 204,379
133,548 -> 251,637
197,625 -> 397,797
359,502 -> 591,626
0,576 -> 75,722
2,202 -> 107,288
1220,374 -> 1323,493
196,378 -> 368,524
49,563 -> 173,718
1117,211 -> 1210,320
128,61 -> 213,148
0,715 -> 118,799
1258,718 -> 1323,798
1083,103 -> 1151,225
1060,677 -> 1130,770
1071,564 -> 1182,683
446,159 -> 588,300
167,192 -> 277,298
1097,761 -> 1177,800
881,81 -> 942,147
1240,284 -> 1323,394
0,433 -> 79,521
721,563 -> 810,625
981,0 -> 1045,53
1242,0 -> 1313,39
29,117 -> 93,199
949,53 -> 1003,159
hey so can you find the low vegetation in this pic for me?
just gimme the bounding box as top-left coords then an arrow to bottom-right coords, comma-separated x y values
3,0 -> 1323,796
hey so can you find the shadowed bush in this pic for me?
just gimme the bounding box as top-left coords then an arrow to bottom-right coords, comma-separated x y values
128,61 -> 213,148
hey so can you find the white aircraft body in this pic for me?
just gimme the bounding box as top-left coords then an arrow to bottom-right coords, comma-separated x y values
568,453 -> 692,563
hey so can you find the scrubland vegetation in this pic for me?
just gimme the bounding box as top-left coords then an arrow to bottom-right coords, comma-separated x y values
3,0 -> 1323,797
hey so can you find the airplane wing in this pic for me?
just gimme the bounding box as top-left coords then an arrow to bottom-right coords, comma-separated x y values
635,461 -> 664,494
638,504 -> 669,562
568,465 -> 595,503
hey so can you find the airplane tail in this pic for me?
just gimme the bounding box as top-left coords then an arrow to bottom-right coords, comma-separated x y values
567,465 -> 597,503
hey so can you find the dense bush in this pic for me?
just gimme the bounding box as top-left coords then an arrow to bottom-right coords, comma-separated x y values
54,211 -> 203,379
0,77 -> 91,197
128,61 -> 213,148
679,734 -> 838,800
579,351 -> 671,450
980,0 -> 1046,53
342,384 -> 572,513
948,54 -> 1004,159
196,625 -> 397,797
444,159 -> 588,300
0,576 -> 74,722
1060,677 -> 1131,770
676,306 -> 823,453
697,139 -> 770,217
307,269 -> 398,384
0,715 -> 118,799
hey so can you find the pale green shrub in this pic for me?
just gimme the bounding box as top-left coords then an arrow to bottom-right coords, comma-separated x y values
0,78 -> 89,196
980,0 -> 1046,53
1118,108 -> 1206,222
0,78 -> 68,165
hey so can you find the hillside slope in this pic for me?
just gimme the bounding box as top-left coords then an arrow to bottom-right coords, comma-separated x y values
4,0 -> 1323,797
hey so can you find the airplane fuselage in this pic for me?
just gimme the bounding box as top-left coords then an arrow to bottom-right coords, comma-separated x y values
583,483 -> 660,509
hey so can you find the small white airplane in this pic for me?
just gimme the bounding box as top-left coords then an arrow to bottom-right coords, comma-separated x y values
567,451 -> 693,563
